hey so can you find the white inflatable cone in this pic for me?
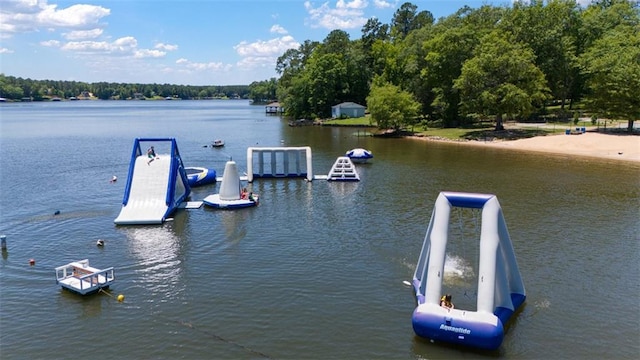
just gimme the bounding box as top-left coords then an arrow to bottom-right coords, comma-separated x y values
218,161 -> 241,201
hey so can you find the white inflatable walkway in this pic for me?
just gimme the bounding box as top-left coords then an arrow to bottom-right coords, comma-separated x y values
114,138 -> 190,225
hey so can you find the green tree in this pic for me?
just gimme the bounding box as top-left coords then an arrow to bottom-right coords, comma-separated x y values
282,72 -> 312,119
391,2 -> 418,40
344,41 -> 371,106
317,29 -> 351,56
361,17 -> 390,74
249,78 -> 278,103
581,0 -> 640,51
361,17 -> 390,52
579,24 -> 640,132
370,40 -> 400,83
454,31 -> 549,130
305,53 -> 348,118
366,79 -> 421,131
279,29 -> 370,119
276,40 -> 319,110
503,0 -> 583,110
421,5 -> 503,127
0,75 -> 24,99
390,2 -> 432,41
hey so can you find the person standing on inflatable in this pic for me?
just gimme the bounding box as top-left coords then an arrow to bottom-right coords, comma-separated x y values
147,146 -> 158,165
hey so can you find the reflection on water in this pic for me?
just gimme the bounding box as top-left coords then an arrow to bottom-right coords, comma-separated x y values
57,288 -> 107,318
121,226 -> 184,300
327,180 -> 359,199
218,209 -> 250,245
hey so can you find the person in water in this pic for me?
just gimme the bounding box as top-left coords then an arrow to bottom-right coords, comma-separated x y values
440,294 -> 454,309
147,146 -> 158,165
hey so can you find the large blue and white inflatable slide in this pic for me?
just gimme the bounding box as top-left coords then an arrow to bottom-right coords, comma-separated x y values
411,191 -> 526,350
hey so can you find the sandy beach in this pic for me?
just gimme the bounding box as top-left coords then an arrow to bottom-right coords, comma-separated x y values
417,131 -> 640,163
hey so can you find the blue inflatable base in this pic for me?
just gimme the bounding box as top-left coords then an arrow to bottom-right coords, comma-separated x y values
412,312 -> 504,350
412,294 -> 526,350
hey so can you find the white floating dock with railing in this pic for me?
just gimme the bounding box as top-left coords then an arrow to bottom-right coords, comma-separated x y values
55,259 -> 115,295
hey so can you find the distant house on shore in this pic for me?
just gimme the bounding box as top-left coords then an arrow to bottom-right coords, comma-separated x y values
266,102 -> 283,114
79,91 -> 93,100
331,102 -> 366,118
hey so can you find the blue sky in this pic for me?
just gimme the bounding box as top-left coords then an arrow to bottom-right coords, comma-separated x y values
0,0 -> 591,86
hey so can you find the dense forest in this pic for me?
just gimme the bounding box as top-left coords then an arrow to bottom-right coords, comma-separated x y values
0,75 -> 250,101
249,0 -> 639,132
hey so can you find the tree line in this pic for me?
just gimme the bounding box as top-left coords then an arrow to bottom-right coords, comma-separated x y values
0,75 -> 250,100
249,0 -> 639,132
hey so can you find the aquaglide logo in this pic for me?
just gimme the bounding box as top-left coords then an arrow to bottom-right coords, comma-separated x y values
440,324 -> 471,334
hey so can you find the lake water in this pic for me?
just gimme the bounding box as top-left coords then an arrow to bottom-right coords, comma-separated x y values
1,100 -> 638,359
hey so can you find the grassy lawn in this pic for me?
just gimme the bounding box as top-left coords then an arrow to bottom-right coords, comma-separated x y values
322,115 -> 374,126
322,115 -> 632,141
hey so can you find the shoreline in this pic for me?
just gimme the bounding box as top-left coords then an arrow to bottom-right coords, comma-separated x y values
409,131 -> 640,164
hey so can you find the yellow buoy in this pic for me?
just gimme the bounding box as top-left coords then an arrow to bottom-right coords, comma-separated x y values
117,294 -> 125,302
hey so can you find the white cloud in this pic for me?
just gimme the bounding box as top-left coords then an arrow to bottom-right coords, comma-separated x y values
63,28 -> 103,40
231,35 -> 298,71
61,36 -> 137,54
336,0 -> 368,10
0,47 -> 14,54
175,58 -> 232,72
37,4 -> 110,28
236,56 -> 275,70
40,39 -> 60,47
39,34 -> 171,62
304,0 -> 369,30
270,24 -> 288,34
1,0 -> 47,14
155,43 -> 178,51
234,35 -> 299,57
160,28 -> 285,75
0,1 -> 110,36
134,49 -> 166,59
373,0 -> 396,9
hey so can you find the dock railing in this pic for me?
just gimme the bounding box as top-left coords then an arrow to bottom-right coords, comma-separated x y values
56,262 -> 115,293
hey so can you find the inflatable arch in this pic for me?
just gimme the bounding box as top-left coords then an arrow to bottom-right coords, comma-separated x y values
411,191 -> 526,350
246,147 -> 313,182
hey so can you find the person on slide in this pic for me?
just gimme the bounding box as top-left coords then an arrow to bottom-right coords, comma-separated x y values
147,146 -> 159,165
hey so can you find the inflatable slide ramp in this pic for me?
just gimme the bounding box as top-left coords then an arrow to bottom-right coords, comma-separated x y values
114,138 -> 191,225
